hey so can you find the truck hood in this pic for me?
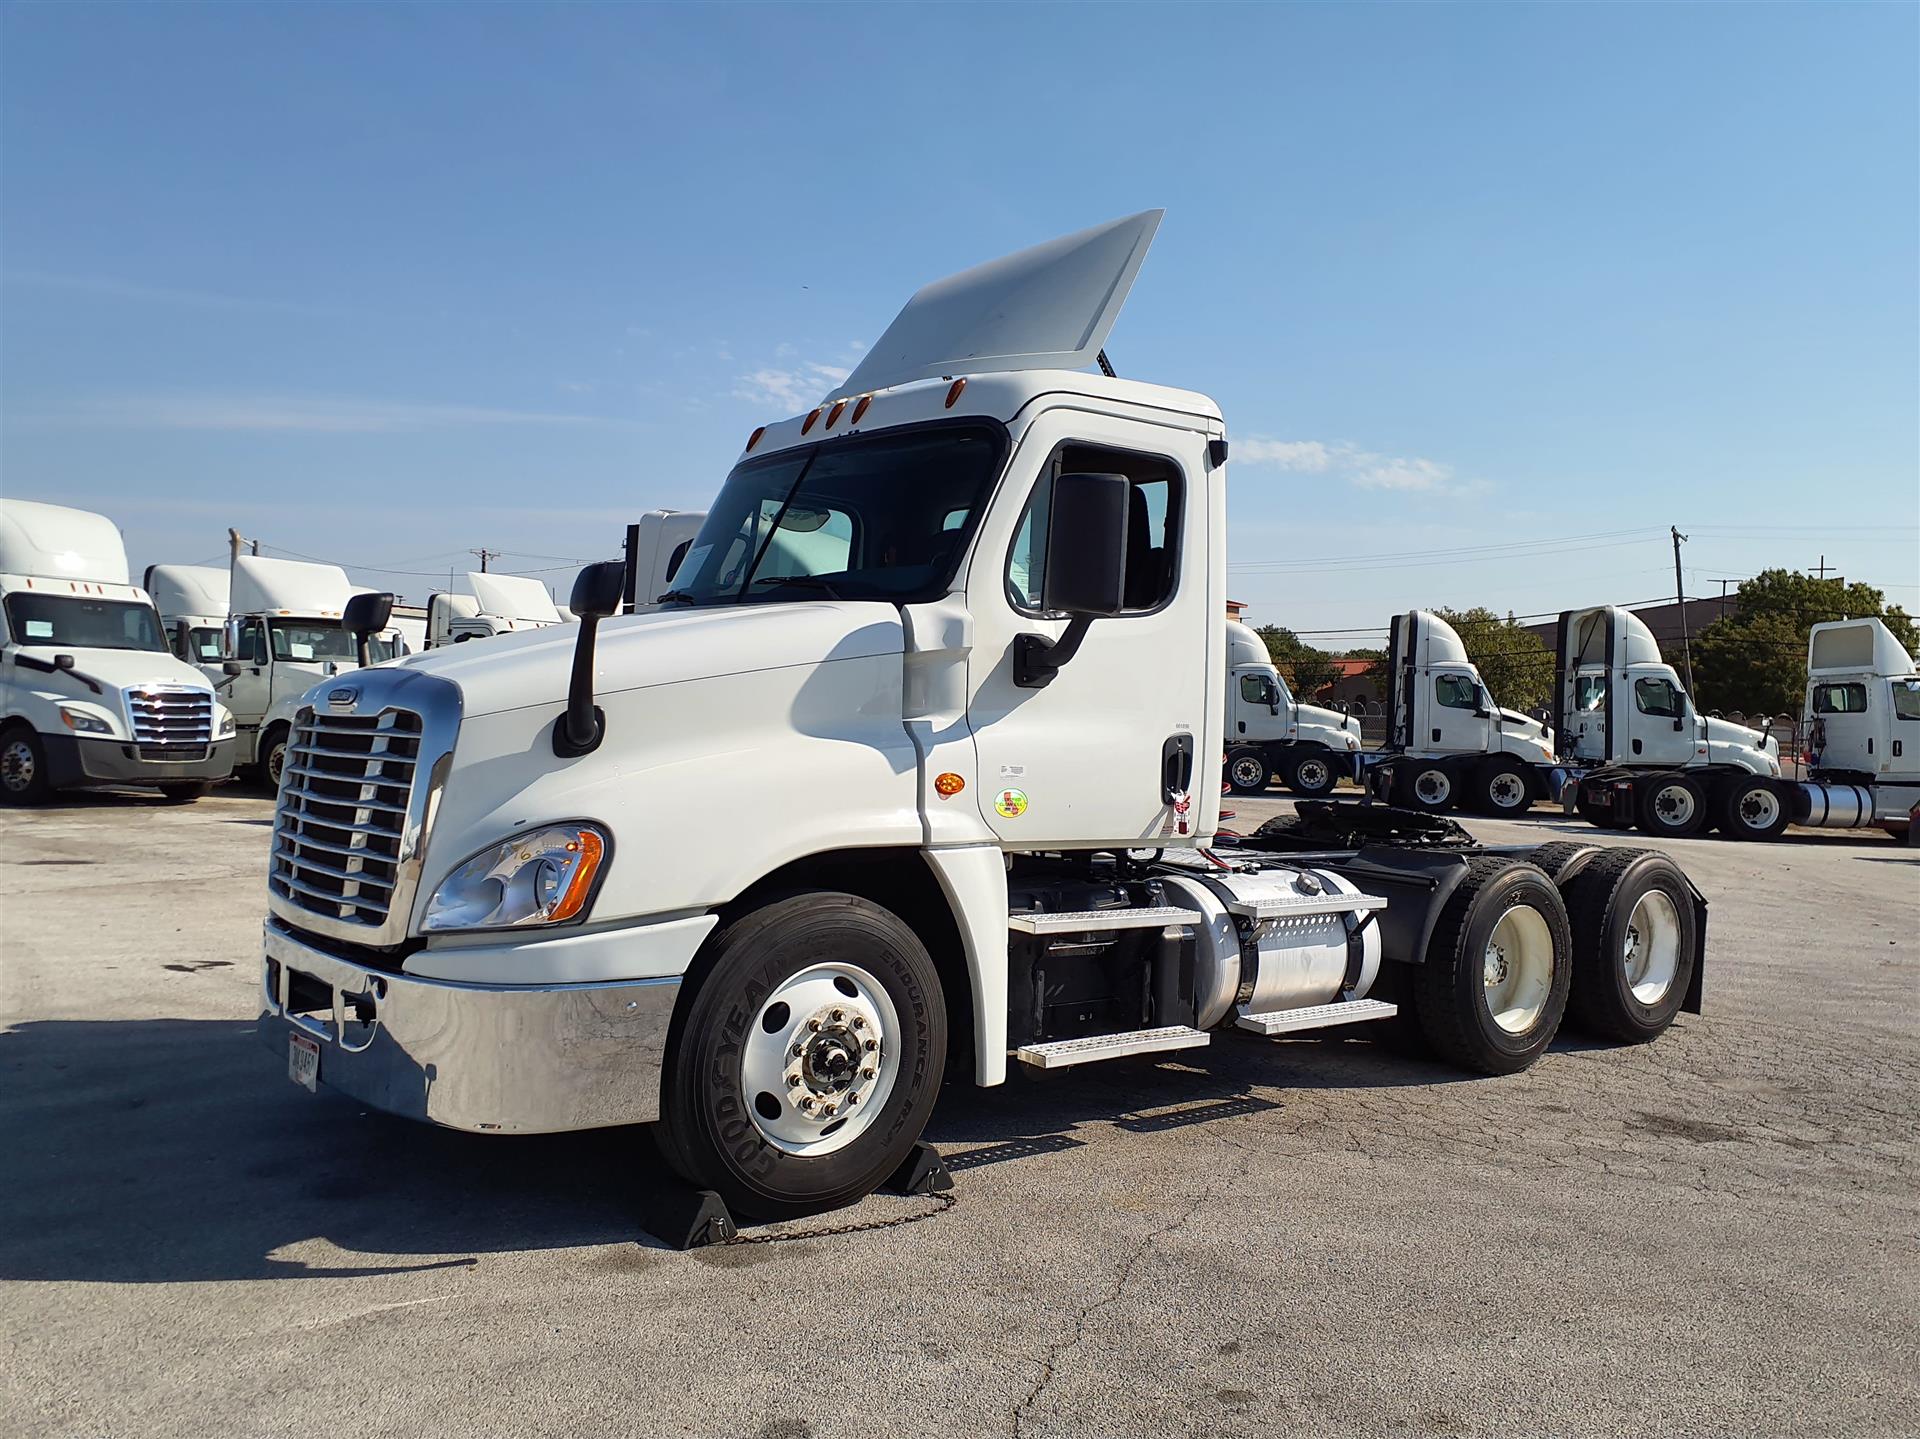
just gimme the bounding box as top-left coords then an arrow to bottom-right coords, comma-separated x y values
1704,713 -> 1773,751
397,600 -> 905,719
1497,706 -> 1549,739
9,643 -> 213,696
1297,701 -> 1355,734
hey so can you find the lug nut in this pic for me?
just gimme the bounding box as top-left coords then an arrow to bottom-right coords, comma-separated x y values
861,1067 -> 875,1079
844,1093 -> 859,1105
799,1097 -> 815,1112
851,1016 -> 866,1030
791,1043 -> 804,1057
808,1019 -> 822,1032
820,1103 -> 836,1117
831,1008 -> 845,1022
864,1038 -> 877,1052
786,1073 -> 801,1087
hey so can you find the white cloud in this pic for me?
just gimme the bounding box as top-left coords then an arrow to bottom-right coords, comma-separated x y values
1236,435 -> 1485,497
19,392 -> 622,434
732,351 -> 855,412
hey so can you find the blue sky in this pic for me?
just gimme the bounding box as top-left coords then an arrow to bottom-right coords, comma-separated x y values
3,2 -> 1915,640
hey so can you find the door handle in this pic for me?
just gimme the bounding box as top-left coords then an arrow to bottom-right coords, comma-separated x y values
1162,734 -> 1194,801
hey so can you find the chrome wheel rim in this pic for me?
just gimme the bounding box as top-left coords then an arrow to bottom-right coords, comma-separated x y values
1652,784 -> 1696,826
1297,758 -> 1330,790
1482,905 -> 1554,1034
1415,769 -> 1451,805
1,739 -> 33,792
1231,756 -> 1265,789
1734,787 -> 1780,831
740,962 -> 900,1156
1487,772 -> 1528,810
1623,890 -> 1681,1004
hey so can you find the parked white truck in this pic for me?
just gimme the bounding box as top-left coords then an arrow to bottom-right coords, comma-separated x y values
1,501 -> 235,803
1366,610 -> 1560,816
1222,619 -> 1362,796
256,213 -> 1710,1225
1561,604 -> 1787,837
426,572 -> 567,649
204,555 -> 399,786
1799,618 -> 1920,838
626,508 -> 705,608
144,563 -> 232,666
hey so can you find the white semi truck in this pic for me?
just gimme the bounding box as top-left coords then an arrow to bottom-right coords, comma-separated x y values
1221,619 -> 1362,796
426,572 -> 567,649
1,501 -> 235,803
1800,618 -> 1920,838
1366,610 -> 1560,816
255,213 -> 1710,1224
625,508 -> 706,608
144,563 -> 232,666
1560,604 -> 1787,838
203,555 -> 400,786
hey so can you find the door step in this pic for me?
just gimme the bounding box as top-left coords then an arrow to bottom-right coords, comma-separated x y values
1235,998 -> 1399,1036
1008,905 -> 1197,935
1225,892 -> 1389,923
1014,1025 -> 1210,1069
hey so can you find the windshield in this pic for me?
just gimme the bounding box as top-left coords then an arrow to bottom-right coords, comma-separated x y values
5,593 -> 167,652
266,621 -> 397,664
666,421 -> 1007,606
1893,680 -> 1920,722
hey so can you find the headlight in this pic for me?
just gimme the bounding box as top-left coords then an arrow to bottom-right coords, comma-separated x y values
215,704 -> 236,739
59,706 -> 113,736
422,824 -> 608,933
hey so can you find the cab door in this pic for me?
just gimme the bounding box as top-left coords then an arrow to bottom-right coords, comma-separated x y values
1428,668 -> 1491,755
964,407 -> 1217,848
1628,671 -> 1697,766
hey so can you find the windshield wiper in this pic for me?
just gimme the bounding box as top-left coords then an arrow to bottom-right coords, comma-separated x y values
656,589 -> 700,607
753,575 -> 844,599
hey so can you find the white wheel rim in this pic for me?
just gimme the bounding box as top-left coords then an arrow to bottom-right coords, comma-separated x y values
1298,759 -> 1329,789
1623,890 -> 1682,1004
1232,757 -> 1264,788
1482,904 -> 1554,1035
267,745 -> 286,787
739,962 -> 900,1157
1734,787 -> 1780,830
1,740 -> 33,791
1488,773 -> 1527,809
1415,769 -> 1451,804
1653,784 -> 1696,825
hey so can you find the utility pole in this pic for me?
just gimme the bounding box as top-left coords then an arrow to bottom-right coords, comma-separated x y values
228,529 -> 248,568
470,548 -> 498,573
1671,526 -> 1695,694
1811,555 -> 1836,580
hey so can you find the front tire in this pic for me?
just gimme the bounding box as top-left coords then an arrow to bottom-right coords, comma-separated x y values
1561,848 -> 1697,1042
1472,757 -> 1534,817
1636,774 -> 1707,838
1225,747 -> 1271,795
0,726 -> 51,805
257,725 -> 290,792
1410,857 -> 1571,1074
1712,775 -> 1789,841
1283,749 -> 1340,798
656,891 -> 947,1221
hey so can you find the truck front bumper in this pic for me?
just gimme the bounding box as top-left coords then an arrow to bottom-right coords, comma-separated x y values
44,732 -> 237,788
258,919 -> 680,1134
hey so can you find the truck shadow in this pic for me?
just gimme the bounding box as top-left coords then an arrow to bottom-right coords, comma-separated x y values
0,1017 -> 1487,1283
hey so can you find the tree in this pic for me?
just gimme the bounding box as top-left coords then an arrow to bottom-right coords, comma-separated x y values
1430,607 -> 1555,711
1692,569 -> 1918,717
1256,624 -> 1339,699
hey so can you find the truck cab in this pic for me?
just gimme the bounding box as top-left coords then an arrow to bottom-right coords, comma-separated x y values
1370,610 -> 1556,815
1804,618 -> 1920,795
1222,619 -> 1360,795
1,500 -> 236,804
426,572 -> 567,649
145,563 -> 232,667
210,555 -> 399,786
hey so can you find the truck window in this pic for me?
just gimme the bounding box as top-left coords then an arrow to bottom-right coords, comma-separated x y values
188,627 -> 224,662
1575,675 -> 1606,712
1008,442 -> 1182,616
670,420 -> 1005,606
1239,674 -> 1272,705
1634,676 -> 1683,718
1890,680 -> 1920,721
1812,683 -> 1869,715
1435,674 -> 1479,710
2,594 -> 167,652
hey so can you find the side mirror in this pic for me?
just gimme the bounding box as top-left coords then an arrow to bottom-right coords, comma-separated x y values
1015,473 -> 1129,688
555,560 -> 626,757
54,654 -> 75,671
342,592 -> 396,669
222,661 -> 244,677
1673,717 -> 1685,732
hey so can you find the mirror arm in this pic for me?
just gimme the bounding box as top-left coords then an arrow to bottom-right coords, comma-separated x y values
1013,616 -> 1094,690
553,613 -> 607,757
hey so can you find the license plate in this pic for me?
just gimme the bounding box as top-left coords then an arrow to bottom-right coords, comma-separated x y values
289,1032 -> 320,1092
1587,788 -> 1611,806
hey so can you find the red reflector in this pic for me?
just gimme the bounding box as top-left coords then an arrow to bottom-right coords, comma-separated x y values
801,408 -> 821,435
944,379 -> 966,409
850,395 -> 871,425
825,400 -> 846,429
745,426 -> 766,452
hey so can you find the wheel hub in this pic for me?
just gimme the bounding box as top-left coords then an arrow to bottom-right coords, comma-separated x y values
742,964 -> 898,1154
1,740 -> 32,791
1416,772 -> 1449,802
1483,943 -> 1510,988
1490,775 -> 1524,806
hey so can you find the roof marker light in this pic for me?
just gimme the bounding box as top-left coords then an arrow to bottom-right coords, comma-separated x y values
945,379 -> 967,409
746,426 -> 766,452
825,399 -> 847,429
801,407 -> 822,435
850,394 -> 871,425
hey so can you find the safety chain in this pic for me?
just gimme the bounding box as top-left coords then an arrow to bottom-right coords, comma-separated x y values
723,1190 -> 956,1246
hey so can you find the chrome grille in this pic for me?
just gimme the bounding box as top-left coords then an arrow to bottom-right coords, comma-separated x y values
269,707 -> 424,930
126,686 -> 213,762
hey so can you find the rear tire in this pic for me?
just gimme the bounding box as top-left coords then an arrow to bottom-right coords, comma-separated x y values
1411,857 -> 1571,1074
1225,747 -> 1271,795
0,726 -> 51,805
1472,757 -> 1534,817
1636,774 -> 1707,838
656,891 -> 947,1222
1524,841 -> 1601,881
1561,848 -> 1697,1042
157,781 -> 211,804
1396,762 -> 1456,814
1283,749 -> 1340,798
1712,774 -> 1789,841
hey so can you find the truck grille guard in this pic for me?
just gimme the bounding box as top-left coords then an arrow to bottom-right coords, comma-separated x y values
265,668 -> 461,948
